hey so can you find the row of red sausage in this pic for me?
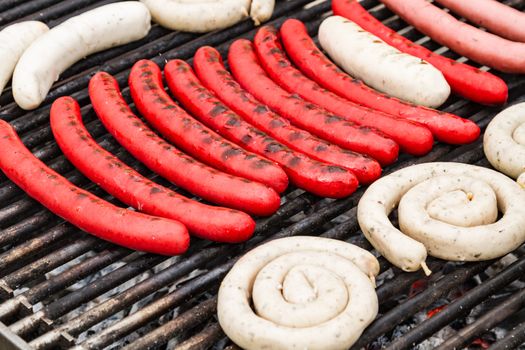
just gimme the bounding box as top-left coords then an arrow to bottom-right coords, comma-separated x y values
0,17 -> 488,256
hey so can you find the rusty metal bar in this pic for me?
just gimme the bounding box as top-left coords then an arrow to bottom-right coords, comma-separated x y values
385,256 -> 525,350
9,253 -> 164,338
437,287 -> 525,350
0,236 -> 100,295
71,260 -> 235,349
174,323 -> 224,350
0,247 -> 128,321
0,212 -> 56,248
0,322 -> 31,350
122,298 -> 217,350
350,261 -> 491,350
29,245 -> 230,349
0,0 -> 63,26
488,321 -> 525,350
0,221 -> 72,272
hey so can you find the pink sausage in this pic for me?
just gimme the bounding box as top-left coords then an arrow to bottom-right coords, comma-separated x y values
436,0 -> 525,43
381,0 -> 525,73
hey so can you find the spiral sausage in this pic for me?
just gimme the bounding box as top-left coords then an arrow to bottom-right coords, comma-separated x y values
484,103 -> 525,188
218,236 -> 379,350
358,162 -> 525,273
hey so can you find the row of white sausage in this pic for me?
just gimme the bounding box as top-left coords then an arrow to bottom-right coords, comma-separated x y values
0,0 -> 275,111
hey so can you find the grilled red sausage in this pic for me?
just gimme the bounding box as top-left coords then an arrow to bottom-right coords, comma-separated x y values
128,60 -> 287,193
332,0 -> 508,105
50,96 -> 255,243
194,46 -> 382,185
164,59 -> 358,198
228,39 -> 399,166
280,19 -> 481,145
89,72 -> 280,216
0,119 -> 189,255
253,25 -> 434,156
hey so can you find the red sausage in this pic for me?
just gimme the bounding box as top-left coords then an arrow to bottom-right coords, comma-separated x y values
164,59 -> 358,198
228,39 -> 399,166
50,96 -> 255,243
128,60 -> 287,193
279,19 -> 481,145
89,72 -> 280,217
253,25 -> 434,156
0,119 -> 189,255
332,0 -> 508,105
380,0 -> 525,74
194,46 -> 382,185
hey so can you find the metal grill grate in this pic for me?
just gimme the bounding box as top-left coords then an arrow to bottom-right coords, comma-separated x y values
0,0 -> 524,349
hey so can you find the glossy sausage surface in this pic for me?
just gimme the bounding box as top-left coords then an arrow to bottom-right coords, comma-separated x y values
51,96 -> 255,243
332,0 -> 508,105
165,59 -> 358,198
90,71 -> 281,216
0,119 -> 189,255
254,25 -> 434,156
194,46 -> 382,185
129,59 -> 288,193
280,19 -> 480,145
228,39 -> 400,165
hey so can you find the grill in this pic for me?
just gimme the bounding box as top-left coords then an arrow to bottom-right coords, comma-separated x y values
0,0 -> 524,349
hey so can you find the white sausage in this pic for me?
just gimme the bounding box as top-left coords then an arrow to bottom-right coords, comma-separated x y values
140,0 -> 251,33
250,0 -> 275,25
318,16 -> 451,108
12,2 -> 151,110
484,102 -> 525,188
217,236 -> 379,350
357,162 -> 525,273
0,21 -> 48,97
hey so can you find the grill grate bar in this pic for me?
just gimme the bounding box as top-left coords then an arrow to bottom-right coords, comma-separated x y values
173,323 -> 224,350
0,212 -> 56,248
436,287 -> 525,350
384,256 -> 525,350
27,245 -> 230,349
0,220 -> 73,274
488,321 -> 525,350
0,0 -> 63,26
122,298 -> 217,350
8,253 -> 164,338
0,236 -> 102,296
0,247 -> 128,322
353,262 -> 491,349
55,258 -> 234,350
10,0 -> 115,29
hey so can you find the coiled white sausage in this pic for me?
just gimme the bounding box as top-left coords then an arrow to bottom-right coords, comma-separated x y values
358,162 -> 525,274
484,102 -> 525,188
250,0 -> 275,25
217,236 -> 379,350
141,0 -> 274,33
0,21 -> 48,97
12,2 -> 151,110
318,16 -> 451,108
